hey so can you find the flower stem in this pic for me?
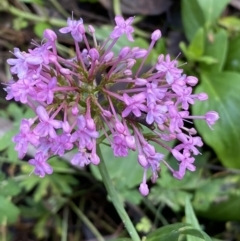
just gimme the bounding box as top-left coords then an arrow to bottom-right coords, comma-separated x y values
97,145 -> 141,241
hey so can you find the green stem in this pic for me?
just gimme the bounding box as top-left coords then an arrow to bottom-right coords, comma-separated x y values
69,201 -> 105,241
97,145 -> 141,241
7,5 -> 66,27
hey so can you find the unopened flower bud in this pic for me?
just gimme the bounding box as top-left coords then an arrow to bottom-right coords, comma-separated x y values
151,29 -> 161,41
72,106 -> 79,115
91,153 -> 100,165
62,121 -> 70,133
138,154 -> 148,167
86,118 -> 96,130
205,111 -> 219,127
88,25 -> 95,34
133,49 -> 147,59
139,182 -> 149,196
124,69 -> 132,76
119,47 -> 131,59
44,29 -> 57,42
89,48 -> 99,61
103,52 -> 114,63
115,122 -> 125,133
125,136 -> 136,150
186,76 -> 198,86
103,110 -> 112,118
135,78 -> 147,86
197,93 -> 208,101
60,68 -> 71,75
126,59 -> 136,68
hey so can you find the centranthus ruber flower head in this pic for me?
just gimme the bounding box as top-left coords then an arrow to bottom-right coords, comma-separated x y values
5,14 -> 219,195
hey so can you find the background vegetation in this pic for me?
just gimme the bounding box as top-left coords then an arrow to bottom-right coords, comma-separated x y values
0,0 -> 240,240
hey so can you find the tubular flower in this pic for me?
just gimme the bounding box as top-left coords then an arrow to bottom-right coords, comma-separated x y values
5,15 -> 219,195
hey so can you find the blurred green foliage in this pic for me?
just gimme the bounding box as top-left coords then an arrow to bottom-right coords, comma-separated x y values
1,0 -> 240,240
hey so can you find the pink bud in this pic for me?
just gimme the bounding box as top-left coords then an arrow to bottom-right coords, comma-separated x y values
72,106 -> 79,115
197,93 -> 208,101
138,154 -> 148,167
205,111 -> 219,127
86,118 -> 96,130
135,78 -> 147,86
139,183 -> 149,196
62,121 -> 70,133
151,29 -> 161,41
103,110 -> 112,118
115,122 -> 125,133
186,76 -> 198,86
133,49 -> 147,59
124,69 -> 132,76
43,29 -> 57,42
143,143 -> 155,156
119,47 -> 131,59
89,48 -> 99,61
91,153 -> 100,165
88,25 -> 95,34
125,136 -> 136,150
60,68 -> 71,75
103,52 -> 114,63
126,59 -> 136,68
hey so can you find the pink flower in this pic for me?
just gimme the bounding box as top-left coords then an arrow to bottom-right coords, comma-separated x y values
33,106 -> 62,138
59,17 -> 85,42
122,93 -> 146,118
29,152 -> 53,178
110,15 -> 134,41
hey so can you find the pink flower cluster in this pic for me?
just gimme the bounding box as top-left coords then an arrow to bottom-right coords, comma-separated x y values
5,15 -> 219,195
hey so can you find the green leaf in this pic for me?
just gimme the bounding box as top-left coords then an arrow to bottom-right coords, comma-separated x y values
200,29 -> 228,72
192,71 -> 240,168
185,197 -> 202,241
188,28 -> 205,58
0,179 -> 21,197
34,22 -> 51,38
194,176 -> 240,221
91,132 -> 174,191
180,228 -> 212,241
146,223 -> 190,241
0,129 -> 17,151
0,196 -> 20,224
218,16 -> 240,32
224,35 -> 240,72
181,0 -> 205,41
196,0 -> 230,24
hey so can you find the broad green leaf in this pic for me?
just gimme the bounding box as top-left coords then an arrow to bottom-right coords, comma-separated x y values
180,228 -> 212,241
185,197 -> 202,241
181,0 -> 205,41
200,29 -> 228,72
0,196 -> 20,224
91,144 -> 144,189
192,71 -> 240,168
0,179 -> 21,197
180,42 -> 217,64
194,176 -> 240,221
146,223 -> 190,241
188,28 -> 205,58
91,132 -> 174,192
218,16 -> 240,32
196,0 -> 230,24
224,35 -> 240,72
